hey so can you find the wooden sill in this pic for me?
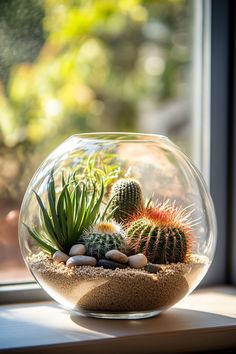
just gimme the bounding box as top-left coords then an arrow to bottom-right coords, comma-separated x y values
0,286 -> 236,354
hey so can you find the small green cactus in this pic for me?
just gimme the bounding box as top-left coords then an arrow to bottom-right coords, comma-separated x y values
109,178 -> 144,223
79,222 -> 127,260
126,208 -> 191,264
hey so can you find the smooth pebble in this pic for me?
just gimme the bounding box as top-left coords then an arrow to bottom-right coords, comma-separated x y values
69,244 -> 86,256
97,259 -> 127,270
145,263 -> 162,274
128,254 -> 147,269
105,249 -> 128,264
66,255 -> 97,267
53,251 -> 69,263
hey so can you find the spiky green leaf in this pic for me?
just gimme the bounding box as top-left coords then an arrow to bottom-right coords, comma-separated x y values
23,223 -> 57,254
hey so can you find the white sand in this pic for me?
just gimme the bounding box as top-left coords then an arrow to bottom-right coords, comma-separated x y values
28,253 -> 208,312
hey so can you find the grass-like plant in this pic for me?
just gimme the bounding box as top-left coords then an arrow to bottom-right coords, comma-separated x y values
84,153 -> 122,190
24,170 -> 115,255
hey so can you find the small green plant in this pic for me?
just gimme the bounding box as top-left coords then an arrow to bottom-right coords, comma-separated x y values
109,178 -> 144,223
126,206 -> 193,264
84,153 -> 123,190
24,170 -> 115,255
80,222 -> 127,260
72,151 -> 128,194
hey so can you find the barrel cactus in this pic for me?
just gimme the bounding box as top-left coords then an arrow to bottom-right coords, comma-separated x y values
109,178 -> 144,223
126,206 -> 193,264
79,222 -> 127,260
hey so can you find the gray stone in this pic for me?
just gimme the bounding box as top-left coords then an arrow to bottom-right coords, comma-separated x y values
66,255 -> 97,267
97,259 -> 127,270
105,249 -> 128,264
128,254 -> 147,269
69,244 -> 86,256
53,251 -> 69,263
145,263 -> 162,274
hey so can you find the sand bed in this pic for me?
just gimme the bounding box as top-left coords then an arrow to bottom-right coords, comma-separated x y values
28,253 -> 208,313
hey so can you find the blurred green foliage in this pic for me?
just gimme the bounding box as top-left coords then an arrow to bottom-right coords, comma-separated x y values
0,0 -> 192,201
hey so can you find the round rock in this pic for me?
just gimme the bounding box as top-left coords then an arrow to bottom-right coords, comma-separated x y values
69,244 -> 86,256
97,259 -> 127,270
105,250 -> 128,264
128,254 -> 147,269
53,251 -> 69,263
145,263 -> 162,274
66,255 -> 96,267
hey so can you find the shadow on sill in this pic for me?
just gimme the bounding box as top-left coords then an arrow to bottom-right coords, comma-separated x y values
71,307 -> 236,338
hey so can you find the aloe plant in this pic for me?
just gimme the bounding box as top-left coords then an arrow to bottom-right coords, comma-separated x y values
24,170 -> 115,255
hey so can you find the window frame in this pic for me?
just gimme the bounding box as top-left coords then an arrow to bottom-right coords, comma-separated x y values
228,0 -> 236,285
205,0 -> 234,286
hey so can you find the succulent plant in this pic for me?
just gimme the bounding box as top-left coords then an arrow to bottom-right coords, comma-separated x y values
24,170 -> 114,255
126,204 -> 194,264
109,178 -> 144,223
79,222 -> 127,260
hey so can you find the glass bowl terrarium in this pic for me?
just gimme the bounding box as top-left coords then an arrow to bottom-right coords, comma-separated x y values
19,133 -> 216,319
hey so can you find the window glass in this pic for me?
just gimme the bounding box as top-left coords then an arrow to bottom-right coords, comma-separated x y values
0,0 -> 196,283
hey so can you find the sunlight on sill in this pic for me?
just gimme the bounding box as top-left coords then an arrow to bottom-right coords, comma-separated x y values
175,286 -> 236,319
0,304 -> 109,338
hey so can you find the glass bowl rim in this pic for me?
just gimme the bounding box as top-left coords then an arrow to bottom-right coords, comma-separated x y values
70,132 -> 172,143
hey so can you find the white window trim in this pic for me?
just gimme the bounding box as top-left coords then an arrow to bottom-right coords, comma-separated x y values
192,0 -> 211,182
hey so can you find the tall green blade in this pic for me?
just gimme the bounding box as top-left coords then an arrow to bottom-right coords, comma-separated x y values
100,194 -> 115,222
89,180 -> 104,223
64,184 -> 74,245
23,224 -> 57,254
82,183 -> 97,227
57,185 -> 69,243
48,180 -> 63,247
33,191 -> 57,242
74,183 -> 87,236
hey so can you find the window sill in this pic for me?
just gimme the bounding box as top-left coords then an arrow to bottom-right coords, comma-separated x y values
0,286 -> 236,354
